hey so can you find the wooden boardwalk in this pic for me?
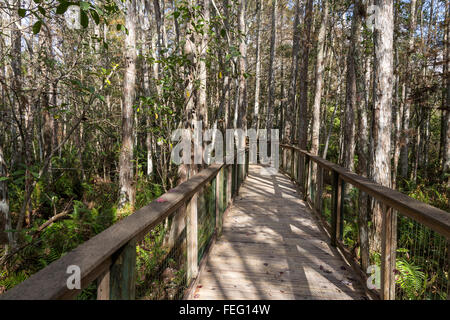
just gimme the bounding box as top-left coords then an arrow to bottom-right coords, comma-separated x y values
188,164 -> 368,300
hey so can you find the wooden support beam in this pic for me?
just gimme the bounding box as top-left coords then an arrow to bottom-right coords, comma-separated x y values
339,178 -> 345,240
315,166 -> 323,214
381,204 -> 396,300
226,165 -> 232,206
215,169 -> 223,236
304,155 -> 311,201
291,148 -> 295,178
96,269 -> 110,300
447,240 -> 450,301
109,239 -> 136,300
186,193 -> 198,283
234,162 -> 239,195
331,172 -> 340,247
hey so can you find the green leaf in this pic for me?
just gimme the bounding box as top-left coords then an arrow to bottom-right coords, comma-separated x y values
80,10 -> 89,28
18,8 -> 26,17
37,5 -> 46,16
80,1 -> 90,11
32,20 -> 42,34
0,177 -> 8,182
90,9 -> 100,25
55,1 -> 70,14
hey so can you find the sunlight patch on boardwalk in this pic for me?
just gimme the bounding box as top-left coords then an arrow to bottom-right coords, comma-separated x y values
187,165 -> 368,300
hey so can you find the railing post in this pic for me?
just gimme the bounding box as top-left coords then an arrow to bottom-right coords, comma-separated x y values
245,148 -> 249,177
331,172 -> 341,247
215,168 -> 224,236
234,162 -> 238,196
283,147 -> 287,171
381,204 -> 397,300
314,166 -> 323,214
109,239 -> 136,300
226,165 -> 232,206
96,269 -> 110,300
297,153 -> 302,187
291,148 -> 294,179
304,155 -> 311,201
186,193 -> 198,283
447,240 -> 450,300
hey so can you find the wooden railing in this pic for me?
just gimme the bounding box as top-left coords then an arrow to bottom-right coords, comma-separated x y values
280,144 -> 450,300
0,151 -> 249,300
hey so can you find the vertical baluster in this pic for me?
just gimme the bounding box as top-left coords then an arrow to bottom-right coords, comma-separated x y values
227,165 -> 232,206
216,168 -> 224,236
235,162 -> 239,194
298,153 -> 303,190
315,166 -> 323,214
304,155 -> 311,201
292,149 -> 296,179
96,269 -> 110,300
447,240 -> 449,300
339,178 -> 345,240
109,239 -> 137,300
331,172 -> 341,247
381,204 -> 397,300
186,194 -> 198,283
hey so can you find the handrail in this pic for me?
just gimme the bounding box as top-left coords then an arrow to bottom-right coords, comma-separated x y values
1,152 -> 248,300
280,144 -> 450,238
280,144 -> 450,300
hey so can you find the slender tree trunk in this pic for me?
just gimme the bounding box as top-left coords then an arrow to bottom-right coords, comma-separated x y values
266,0 -> 277,138
357,49 -> 371,271
310,0 -> 329,156
370,0 -> 394,252
199,0 -> 210,125
286,0 -> 301,143
342,1 -> 362,172
298,0 -> 313,149
443,1 -> 450,186
253,0 -> 262,131
237,0 -> 246,130
399,0 -> 417,179
0,145 -> 13,250
119,0 -> 137,209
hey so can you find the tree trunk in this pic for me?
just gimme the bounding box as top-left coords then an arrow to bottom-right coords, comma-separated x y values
237,0 -> 246,130
266,0 -> 277,138
399,0 -> 417,179
342,1 -> 362,172
0,145 -> 13,250
443,1 -> 450,186
297,0 -> 313,149
199,0 -> 210,125
119,0 -> 137,209
286,0 -> 301,143
253,0 -> 262,131
310,0 -> 329,156
370,0 -> 394,252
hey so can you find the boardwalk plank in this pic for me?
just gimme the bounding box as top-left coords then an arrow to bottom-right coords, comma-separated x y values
187,165 -> 368,300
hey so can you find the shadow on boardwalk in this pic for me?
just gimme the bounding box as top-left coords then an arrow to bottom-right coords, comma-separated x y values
187,164 -> 368,300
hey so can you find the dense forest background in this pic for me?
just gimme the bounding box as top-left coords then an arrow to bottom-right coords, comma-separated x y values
0,0 -> 448,297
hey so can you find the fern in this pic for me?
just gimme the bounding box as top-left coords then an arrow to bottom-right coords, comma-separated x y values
396,259 -> 425,300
